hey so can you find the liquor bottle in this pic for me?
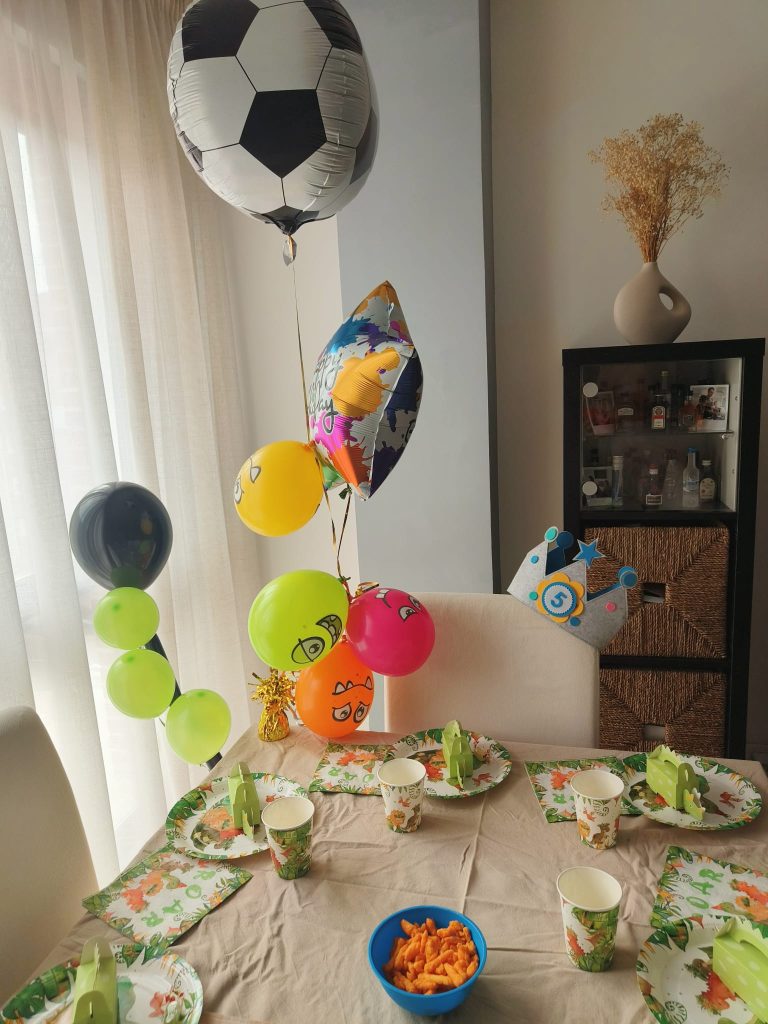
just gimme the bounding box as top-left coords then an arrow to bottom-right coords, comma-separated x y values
645,465 -> 663,507
662,453 -> 682,508
636,449 -> 651,502
611,454 -> 624,507
682,448 -> 700,508
634,376 -> 649,428
660,370 -> 672,419
699,459 -> 717,503
651,393 -> 667,431
616,386 -> 635,432
679,390 -> 696,431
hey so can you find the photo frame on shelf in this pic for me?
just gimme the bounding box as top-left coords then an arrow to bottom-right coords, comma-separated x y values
585,389 -> 615,435
691,384 -> 729,432
582,466 -> 613,507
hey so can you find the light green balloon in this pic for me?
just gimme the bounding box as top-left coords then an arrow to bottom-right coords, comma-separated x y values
248,569 -> 348,671
165,689 -> 231,764
94,587 -> 160,649
107,649 -> 176,718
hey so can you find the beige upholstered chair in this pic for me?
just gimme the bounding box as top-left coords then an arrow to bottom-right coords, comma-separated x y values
384,593 -> 599,744
0,706 -> 96,1000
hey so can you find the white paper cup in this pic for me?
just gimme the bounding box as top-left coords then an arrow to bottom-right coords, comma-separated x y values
556,866 -> 623,972
261,796 -> 315,879
570,769 -> 625,850
377,758 -> 426,833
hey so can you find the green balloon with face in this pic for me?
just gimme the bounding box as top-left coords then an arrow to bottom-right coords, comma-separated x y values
248,570 -> 349,672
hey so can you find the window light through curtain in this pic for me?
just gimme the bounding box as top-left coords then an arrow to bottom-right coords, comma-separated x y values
0,0 -> 260,882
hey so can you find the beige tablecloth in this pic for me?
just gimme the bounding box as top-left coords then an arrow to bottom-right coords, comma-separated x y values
40,728 -> 768,1024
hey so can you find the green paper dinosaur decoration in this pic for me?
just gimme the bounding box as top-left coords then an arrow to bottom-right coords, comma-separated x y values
71,938 -> 117,1024
646,745 -> 702,815
714,917 -> 768,1022
227,762 -> 260,838
442,721 -> 474,787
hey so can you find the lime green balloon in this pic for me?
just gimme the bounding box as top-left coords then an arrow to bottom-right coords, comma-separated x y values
248,569 -> 348,671
165,689 -> 231,764
106,649 -> 176,718
93,588 -> 160,649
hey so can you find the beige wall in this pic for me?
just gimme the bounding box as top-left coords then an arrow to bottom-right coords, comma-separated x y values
491,0 -> 768,754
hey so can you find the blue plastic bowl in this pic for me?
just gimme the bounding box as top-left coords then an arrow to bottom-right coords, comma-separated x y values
368,905 -> 487,1016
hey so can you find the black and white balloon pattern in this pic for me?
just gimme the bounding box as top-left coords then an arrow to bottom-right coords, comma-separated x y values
168,0 -> 377,235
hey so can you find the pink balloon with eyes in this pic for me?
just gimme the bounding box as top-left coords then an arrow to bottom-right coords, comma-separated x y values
346,586 -> 435,677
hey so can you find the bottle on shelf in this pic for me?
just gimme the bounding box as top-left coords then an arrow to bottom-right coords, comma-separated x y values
679,390 -> 697,431
651,393 -> 667,430
699,459 -> 717,504
645,464 -> 663,507
636,449 -> 652,502
662,452 -> 682,508
611,454 -> 624,507
682,448 -> 700,508
634,376 -> 648,429
660,369 -> 673,421
694,397 -> 706,432
616,386 -> 635,433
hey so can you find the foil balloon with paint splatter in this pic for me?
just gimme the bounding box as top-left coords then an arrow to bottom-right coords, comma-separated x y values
307,281 -> 422,498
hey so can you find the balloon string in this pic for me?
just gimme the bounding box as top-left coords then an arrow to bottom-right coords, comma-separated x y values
289,248 -> 312,446
337,490 -> 352,575
146,633 -> 221,770
288,238 -> 349,592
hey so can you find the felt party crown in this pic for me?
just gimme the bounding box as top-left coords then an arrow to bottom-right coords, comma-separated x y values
507,527 -> 637,648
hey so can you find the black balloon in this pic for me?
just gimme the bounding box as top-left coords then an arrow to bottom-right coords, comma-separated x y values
70,482 -> 173,590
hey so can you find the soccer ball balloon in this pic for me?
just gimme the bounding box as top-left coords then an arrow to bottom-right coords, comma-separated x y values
168,0 -> 377,236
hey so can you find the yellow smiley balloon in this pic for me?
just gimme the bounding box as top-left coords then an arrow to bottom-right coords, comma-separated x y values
234,440 -> 324,537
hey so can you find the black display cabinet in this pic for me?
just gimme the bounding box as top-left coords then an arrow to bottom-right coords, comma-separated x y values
563,339 -> 764,758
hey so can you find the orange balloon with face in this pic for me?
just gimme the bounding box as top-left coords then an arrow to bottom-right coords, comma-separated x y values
295,638 -> 374,738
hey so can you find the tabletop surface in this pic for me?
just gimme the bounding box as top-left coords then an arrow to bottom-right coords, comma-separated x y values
37,727 -> 768,1024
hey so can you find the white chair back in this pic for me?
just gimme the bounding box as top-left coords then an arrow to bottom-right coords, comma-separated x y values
0,706 -> 96,1000
384,593 -> 599,744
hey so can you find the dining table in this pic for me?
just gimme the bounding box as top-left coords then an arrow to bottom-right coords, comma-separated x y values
37,726 -> 768,1024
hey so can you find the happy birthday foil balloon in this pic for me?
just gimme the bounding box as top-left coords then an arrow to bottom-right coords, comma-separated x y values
307,282 -> 422,499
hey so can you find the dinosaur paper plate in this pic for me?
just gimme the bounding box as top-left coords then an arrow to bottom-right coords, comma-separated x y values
166,772 -> 308,859
622,753 -> 761,830
0,944 -> 202,1024
637,916 -> 756,1024
385,729 -> 512,799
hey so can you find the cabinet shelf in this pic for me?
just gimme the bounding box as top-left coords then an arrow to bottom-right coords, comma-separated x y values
580,500 -> 735,522
584,429 -> 734,442
563,338 -> 765,758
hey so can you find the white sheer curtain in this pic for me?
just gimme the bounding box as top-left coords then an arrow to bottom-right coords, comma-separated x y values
0,0 -> 259,882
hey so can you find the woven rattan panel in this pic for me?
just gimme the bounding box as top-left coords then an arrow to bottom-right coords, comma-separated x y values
599,668 -> 726,756
585,526 -> 728,658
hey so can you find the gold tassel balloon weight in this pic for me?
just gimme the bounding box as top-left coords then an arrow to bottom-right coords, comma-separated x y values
251,668 -> 297,741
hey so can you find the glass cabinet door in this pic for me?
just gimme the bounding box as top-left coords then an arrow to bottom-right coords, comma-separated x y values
579,355 -> 742,513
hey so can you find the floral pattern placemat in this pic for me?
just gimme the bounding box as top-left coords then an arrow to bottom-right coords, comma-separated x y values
652,845 -> 768,927
82,845 -> 251,956
525,757 -> 641,823
308,742 -> 391,795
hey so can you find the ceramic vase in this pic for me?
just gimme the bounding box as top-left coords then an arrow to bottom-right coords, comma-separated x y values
613,261 -> 691,345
